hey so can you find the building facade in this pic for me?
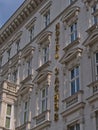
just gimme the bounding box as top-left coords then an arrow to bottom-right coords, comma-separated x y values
0,0 -> 98,130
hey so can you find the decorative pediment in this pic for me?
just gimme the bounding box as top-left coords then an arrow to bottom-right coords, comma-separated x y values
60,47 -> 83,64
18,83 -> 33,95
36,31 -> 52,44
21,44 -> 35,58
83,29 -> 98,47
61,6 -> 80,27
33,70 -> 52,84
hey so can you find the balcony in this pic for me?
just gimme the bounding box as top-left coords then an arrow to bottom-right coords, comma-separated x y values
61,90 -> 85,117
32,110 -> 51,130
15,121 -> 31,130
87,80 -> 98,103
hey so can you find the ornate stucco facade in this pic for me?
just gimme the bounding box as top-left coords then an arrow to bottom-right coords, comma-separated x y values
0,0 -> 98,130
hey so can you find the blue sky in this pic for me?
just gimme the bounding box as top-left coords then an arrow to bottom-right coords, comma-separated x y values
0,0 -> 25,27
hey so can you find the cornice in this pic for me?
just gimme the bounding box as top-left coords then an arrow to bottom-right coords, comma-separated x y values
0,0 -> 45,44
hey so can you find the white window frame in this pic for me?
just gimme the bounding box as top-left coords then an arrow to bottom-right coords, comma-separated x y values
70,22 -> 77,43
41,87 -> 48,112
70,66 -> 80,95
5,104 -> 12,129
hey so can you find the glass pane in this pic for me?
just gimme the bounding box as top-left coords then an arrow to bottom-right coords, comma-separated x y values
76,78 -> 80,92
24,111 -> 27,123
46,87 -> 48,96
42,100 -> 45,112
97,66 -> 98,75
25,102 -> 28,110
76,66 -> 79,76
5,117 -> 10,128
42,89 -> 45,98
76,124 -> 80,130
71,80 -> 75,95
7,104 -> 11,115
71,69 -> 75,79
96,53 -> 98,63
70,125 -> 74,130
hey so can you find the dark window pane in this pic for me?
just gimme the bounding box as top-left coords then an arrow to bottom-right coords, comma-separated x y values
71,69 -> 74,79
76,78 -> 79,92
96,53 -> 98,63
71,80 -> 75,95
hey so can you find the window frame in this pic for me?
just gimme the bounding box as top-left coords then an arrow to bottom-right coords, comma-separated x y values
41,86 -> 48,112
44,10 -> 50,27
29,25 -> 35,41
70,22 -> 77,43
5,104 -> 12,129
42,45 -> 49,64
23,101 -> 28,123
70,66 -> 80,95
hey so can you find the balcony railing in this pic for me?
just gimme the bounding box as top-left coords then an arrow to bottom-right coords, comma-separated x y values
33,110 -> 50,127
15,121 -> 31,130
62,90 -> 84,109
88,80 -> 98,95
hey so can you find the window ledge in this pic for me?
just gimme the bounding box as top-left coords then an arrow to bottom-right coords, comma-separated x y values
63,37 -> 80,52
37,61 -> 51,72
86,23 -> 98,35
21,74 -> 33,84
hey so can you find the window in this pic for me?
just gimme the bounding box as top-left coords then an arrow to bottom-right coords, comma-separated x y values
44,11 -> 50,27
16,40 -> 20,53
29,26 -> 34,41
95,52 -> 98,80
92,4 -> 98,25
70,22 -> 77,42
69,124 -> 80,130
69,0 -> 75,4
42,45 -> 49,64
96,111 -> 98,130
7,48 -> 11,60
0,57 -> 2,68
70,66 -> 79,95
41,87 -> 48,112
13,70 -> 17,83
27,59 -> 32,76
24,101 -> 28,123
5,104 -> 12,129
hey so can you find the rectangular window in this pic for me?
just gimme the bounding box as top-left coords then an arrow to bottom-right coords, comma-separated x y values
24,101 -> 28,123
96,111 -> 98,130
44,11 -> 50,27
7,48 -> 11,60
69,0 -> 75,4
16,40 -> 20,53
27,59 -> 32,76
5,104 -> 12,129
92,5 -> 97,24
0,57 -> 2,68
13,70 -> 17,83
43,45 -> 49,64
70,22 -> 77,42
71,66 -> 79,95
95,53 -> 98,80
29,26 -> 34,41
41,87 -> 48,112
69,124 -> 80,130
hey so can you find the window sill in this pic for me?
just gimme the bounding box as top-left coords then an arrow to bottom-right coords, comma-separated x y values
37,61 -> 51,72
63,37 -> 80,52
86,23 -> 98,35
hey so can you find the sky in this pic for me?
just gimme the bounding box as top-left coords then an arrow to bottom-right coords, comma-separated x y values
0,0 -> 25,28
